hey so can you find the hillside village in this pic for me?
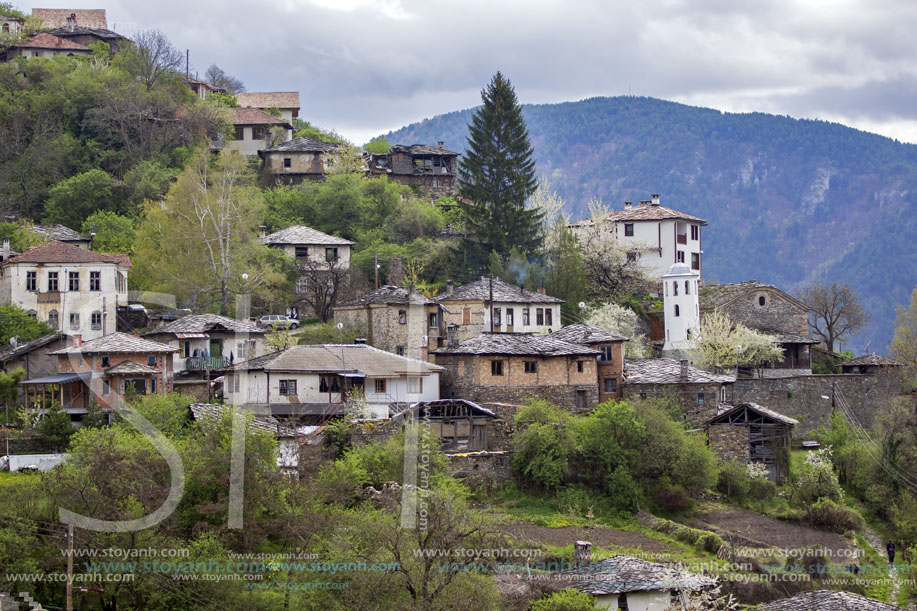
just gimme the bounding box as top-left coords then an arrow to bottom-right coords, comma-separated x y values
1,6 -> 917,611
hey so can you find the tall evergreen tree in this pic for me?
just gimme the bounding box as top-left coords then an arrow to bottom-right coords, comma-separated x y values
458,72 -> 541,272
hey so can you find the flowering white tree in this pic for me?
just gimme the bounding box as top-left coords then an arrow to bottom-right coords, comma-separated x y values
586,302 -> 652,358
690,311 -> 784,372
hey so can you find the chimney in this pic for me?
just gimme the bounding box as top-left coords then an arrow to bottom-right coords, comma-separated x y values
1,237 -> 8,262
445,279 -> 454,296
353,338 -> 367,345
72,334 -> 82,348
640,199 -> 651,206
258,225 -> 267,238
437,141 -> 444,149
574,541 -> 592,567
680,359 -> 689,381
536,287 -> 546,295
624,201 -> 633,209
651,193 -> 660,206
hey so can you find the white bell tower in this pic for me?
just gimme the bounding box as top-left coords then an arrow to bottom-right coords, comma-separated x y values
662,262 -> 700,354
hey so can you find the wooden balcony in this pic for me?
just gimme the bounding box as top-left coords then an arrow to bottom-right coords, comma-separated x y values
186,356 -> 229,371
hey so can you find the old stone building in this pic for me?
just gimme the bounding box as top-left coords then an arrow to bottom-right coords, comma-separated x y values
550,322 -> 628,402
225,107 -> 293,157
259,137 -> 344,186
235,91 -> 300,123
391,399 -> 506,452
4,32 -> 90,60
432,333 -> 600,412
622,358 -> 735,424
365,143 -> 458,198
840,353 -> 903,375
705,402 -> 797,481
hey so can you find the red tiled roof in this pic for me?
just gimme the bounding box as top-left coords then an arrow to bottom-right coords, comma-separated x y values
16,32 -> 90,51
4,240 -> 130,267
32,8 -> 107,29
228,107 -> 292,128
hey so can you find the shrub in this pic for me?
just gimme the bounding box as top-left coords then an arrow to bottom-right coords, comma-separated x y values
808,498 -> 864,533
795,448 -> 843,504
653,484 -> 690,512
604,466 -> 641,512
717,461 -> 751,499
530,589 -> 595,611
748,477 -> 777,501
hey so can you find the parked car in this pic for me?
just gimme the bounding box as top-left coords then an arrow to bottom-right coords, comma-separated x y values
256,314 -> 299,330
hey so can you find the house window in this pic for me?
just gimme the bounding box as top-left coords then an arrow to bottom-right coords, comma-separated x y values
545,309 -> 553,326
685,281 -> 690,295
604,378 -> 617,393
665,282 -> 668,297
673,281 -> 678,296
674,304 -> 680,317
26,271 -> 36,292
25,309 -> 36,319
295,246 -> 308,258
101,356 -> 110,368
101,379 -> 110,396
233,126 -> 244,140
640,392 -> 647,400
116,272 -> 126,292
48,310 -> 59,329
251,126 -> 267,140
283,157 -> 292,168
536,308 -> 544,326
398,310 -> 406,324
68,271 -> 79,291
147,355 -> 157,366
624,223 -> 634,236
493,307 -> 501,326
577,361 -> 584,373
151,377 -> 157,394
619,593 -> 629,611
325,247 -> 338,262
676,251 -> 685,263
491,360 -> 504,376
599,345 -> 614,362
691,225 -> 699,240
89,271 -> 101,291
234,375 -> 240,392
428,312 -> 438,328
225,374 -> 233,394
408,377 -> 422,393
91,311 -> 102,330
69,313 -> 80,330
180,341 -> 191,358
691,253 -> 700,270
522,308 -> 530,325
374,379 -> 386,394
524,361 -> 537,374
319,375 -> 340,393
48,271 -> 58,292
126,378 -> 147,395
395,345 -> 405,356
506,308 -> 514,326
462,308 -> 471,325
279,379 -> 297,396
698,393 -> 705,406
759,296 -> 766,306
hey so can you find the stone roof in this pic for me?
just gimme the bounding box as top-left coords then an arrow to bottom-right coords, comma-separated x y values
572,201 -> 706,227
52,332 -> 177,355
47,26 -> 124,40
15,32 -> 89,51
189,403 -> 280,434
260,225 -> 354,246
32,8 -> 107,29
699,281 -> 810,313
337,285 -> 436,307
708,402 -> 799,426
759,590 -> 902,610
144,313 -> 265,336
391,143 -> 459,156
559,555 -> 716,596
30,224 -> 90,243
228,107 -> 292,128
432,333 -> 600,357
843,353 -> 903,367
232,344 -> 444,376
105,360 -> 160,375
438,277 -> 563,304
765,330 -> 819,345
4,240 -> 130,267
262,137 -> 342,154
0,333 -> 65,364
624,359 -> 735,384
550,323 -> 629,345
235,91 -> 300,110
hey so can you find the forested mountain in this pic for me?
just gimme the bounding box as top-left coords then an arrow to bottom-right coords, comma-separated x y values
383,96 -> 917,353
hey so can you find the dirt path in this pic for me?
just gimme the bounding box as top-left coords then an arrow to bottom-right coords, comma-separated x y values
862,524 -> 902,606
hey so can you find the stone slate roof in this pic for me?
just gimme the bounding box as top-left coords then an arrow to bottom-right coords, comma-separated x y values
260,225 -> 353,246
572,202 -> 706,227
558,555 -> 716,595
228,107 -> 292,128
391,143 -> 459,156
438,277 -> 563,304
765,330 -> 819,345
550,323 -> 629,345
33,8 -> 107,28
47,26 -> 124,40
15,32 -> 89,51
236,91 -> 300,110
52,332 -> 177,355
432,333 -> 600,357
843,353 -> 903,367
0,333 -> 64,364
624,359 -> 735,384
105,360 -> 160,375
189,403 -> 280,433
144,313 -> 265,336
4,240 -> 130,267
232,344 -> 443,376
708,402 -> 799,426
699,280 -> 810,313
759,590 -> 902,610
31,224 -> 90,243
262,137 -> 341,154
337,285 -> 436,307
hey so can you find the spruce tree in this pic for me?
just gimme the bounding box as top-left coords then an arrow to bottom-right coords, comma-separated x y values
458,72 -> 542,271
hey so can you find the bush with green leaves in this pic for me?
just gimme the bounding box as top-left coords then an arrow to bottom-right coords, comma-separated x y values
530,589 -> 595,611
795,447 -> 843,504
807,498 -> 864,533
717,461 -> 751,499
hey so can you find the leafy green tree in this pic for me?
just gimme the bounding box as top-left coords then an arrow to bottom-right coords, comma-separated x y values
292,118 -> 346,143
458,72 -> 541,270
0,368 -> 25,424
120,159 -> 179,210
891,287 -> 917,391
530,589 -> 596,610
81,210 -> 135,254
43,168 -> 116,227
37,402 -> 74,450
544,219 -> 588,323
363,135 -> 391,154
0,303 -> 53,345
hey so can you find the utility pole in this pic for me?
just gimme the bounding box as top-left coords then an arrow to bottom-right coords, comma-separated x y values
66,524 -> 74,611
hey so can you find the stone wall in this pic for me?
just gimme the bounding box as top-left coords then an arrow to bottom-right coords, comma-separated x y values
622,382 -> 726,425
718,289 -> 809,335
708,424 -> 749,463
449,452 -> 512,481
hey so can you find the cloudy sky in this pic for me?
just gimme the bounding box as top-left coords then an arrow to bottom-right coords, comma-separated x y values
16,0 -> 917,145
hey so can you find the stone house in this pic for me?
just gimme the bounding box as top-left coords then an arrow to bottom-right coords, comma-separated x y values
30,224 -> 92,248
21,332 -> 177,422
438,277 -> 564,343
569,194 -> 706,280
705,402 -> 797,482
260,225 -> 353,271
225,107 -> 293,157
556,554 -> 717,610
622,358 -> 735,424
432,333 -> 600,412
235,91 -> 300,123
840,353 -> 903,375
1,14 -> 23,37
259,137 -> 344,186
0,240 -> 130,341
225,344 -> 443,422
4,31 -> 90,60
31,8 -> 108,29
334,285 -> 442,361
46,25 -> 127,54
365,143 -> 459,198
549,322 -> 628,402
0,333 -> 68,381
143,314 -> 268,401
390,399 -> 505,452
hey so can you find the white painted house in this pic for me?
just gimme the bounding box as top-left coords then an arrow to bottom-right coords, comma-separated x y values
226,107 -> 293,157
260,225 -> 354,271
662,262 -> 700,355
570,194 -> 706,280
0,240 -> 129,340
225,344 -> 443,421
143,313 -> 268,374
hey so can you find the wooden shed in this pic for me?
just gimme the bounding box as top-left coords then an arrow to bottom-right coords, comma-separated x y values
705,402 -> 797,482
